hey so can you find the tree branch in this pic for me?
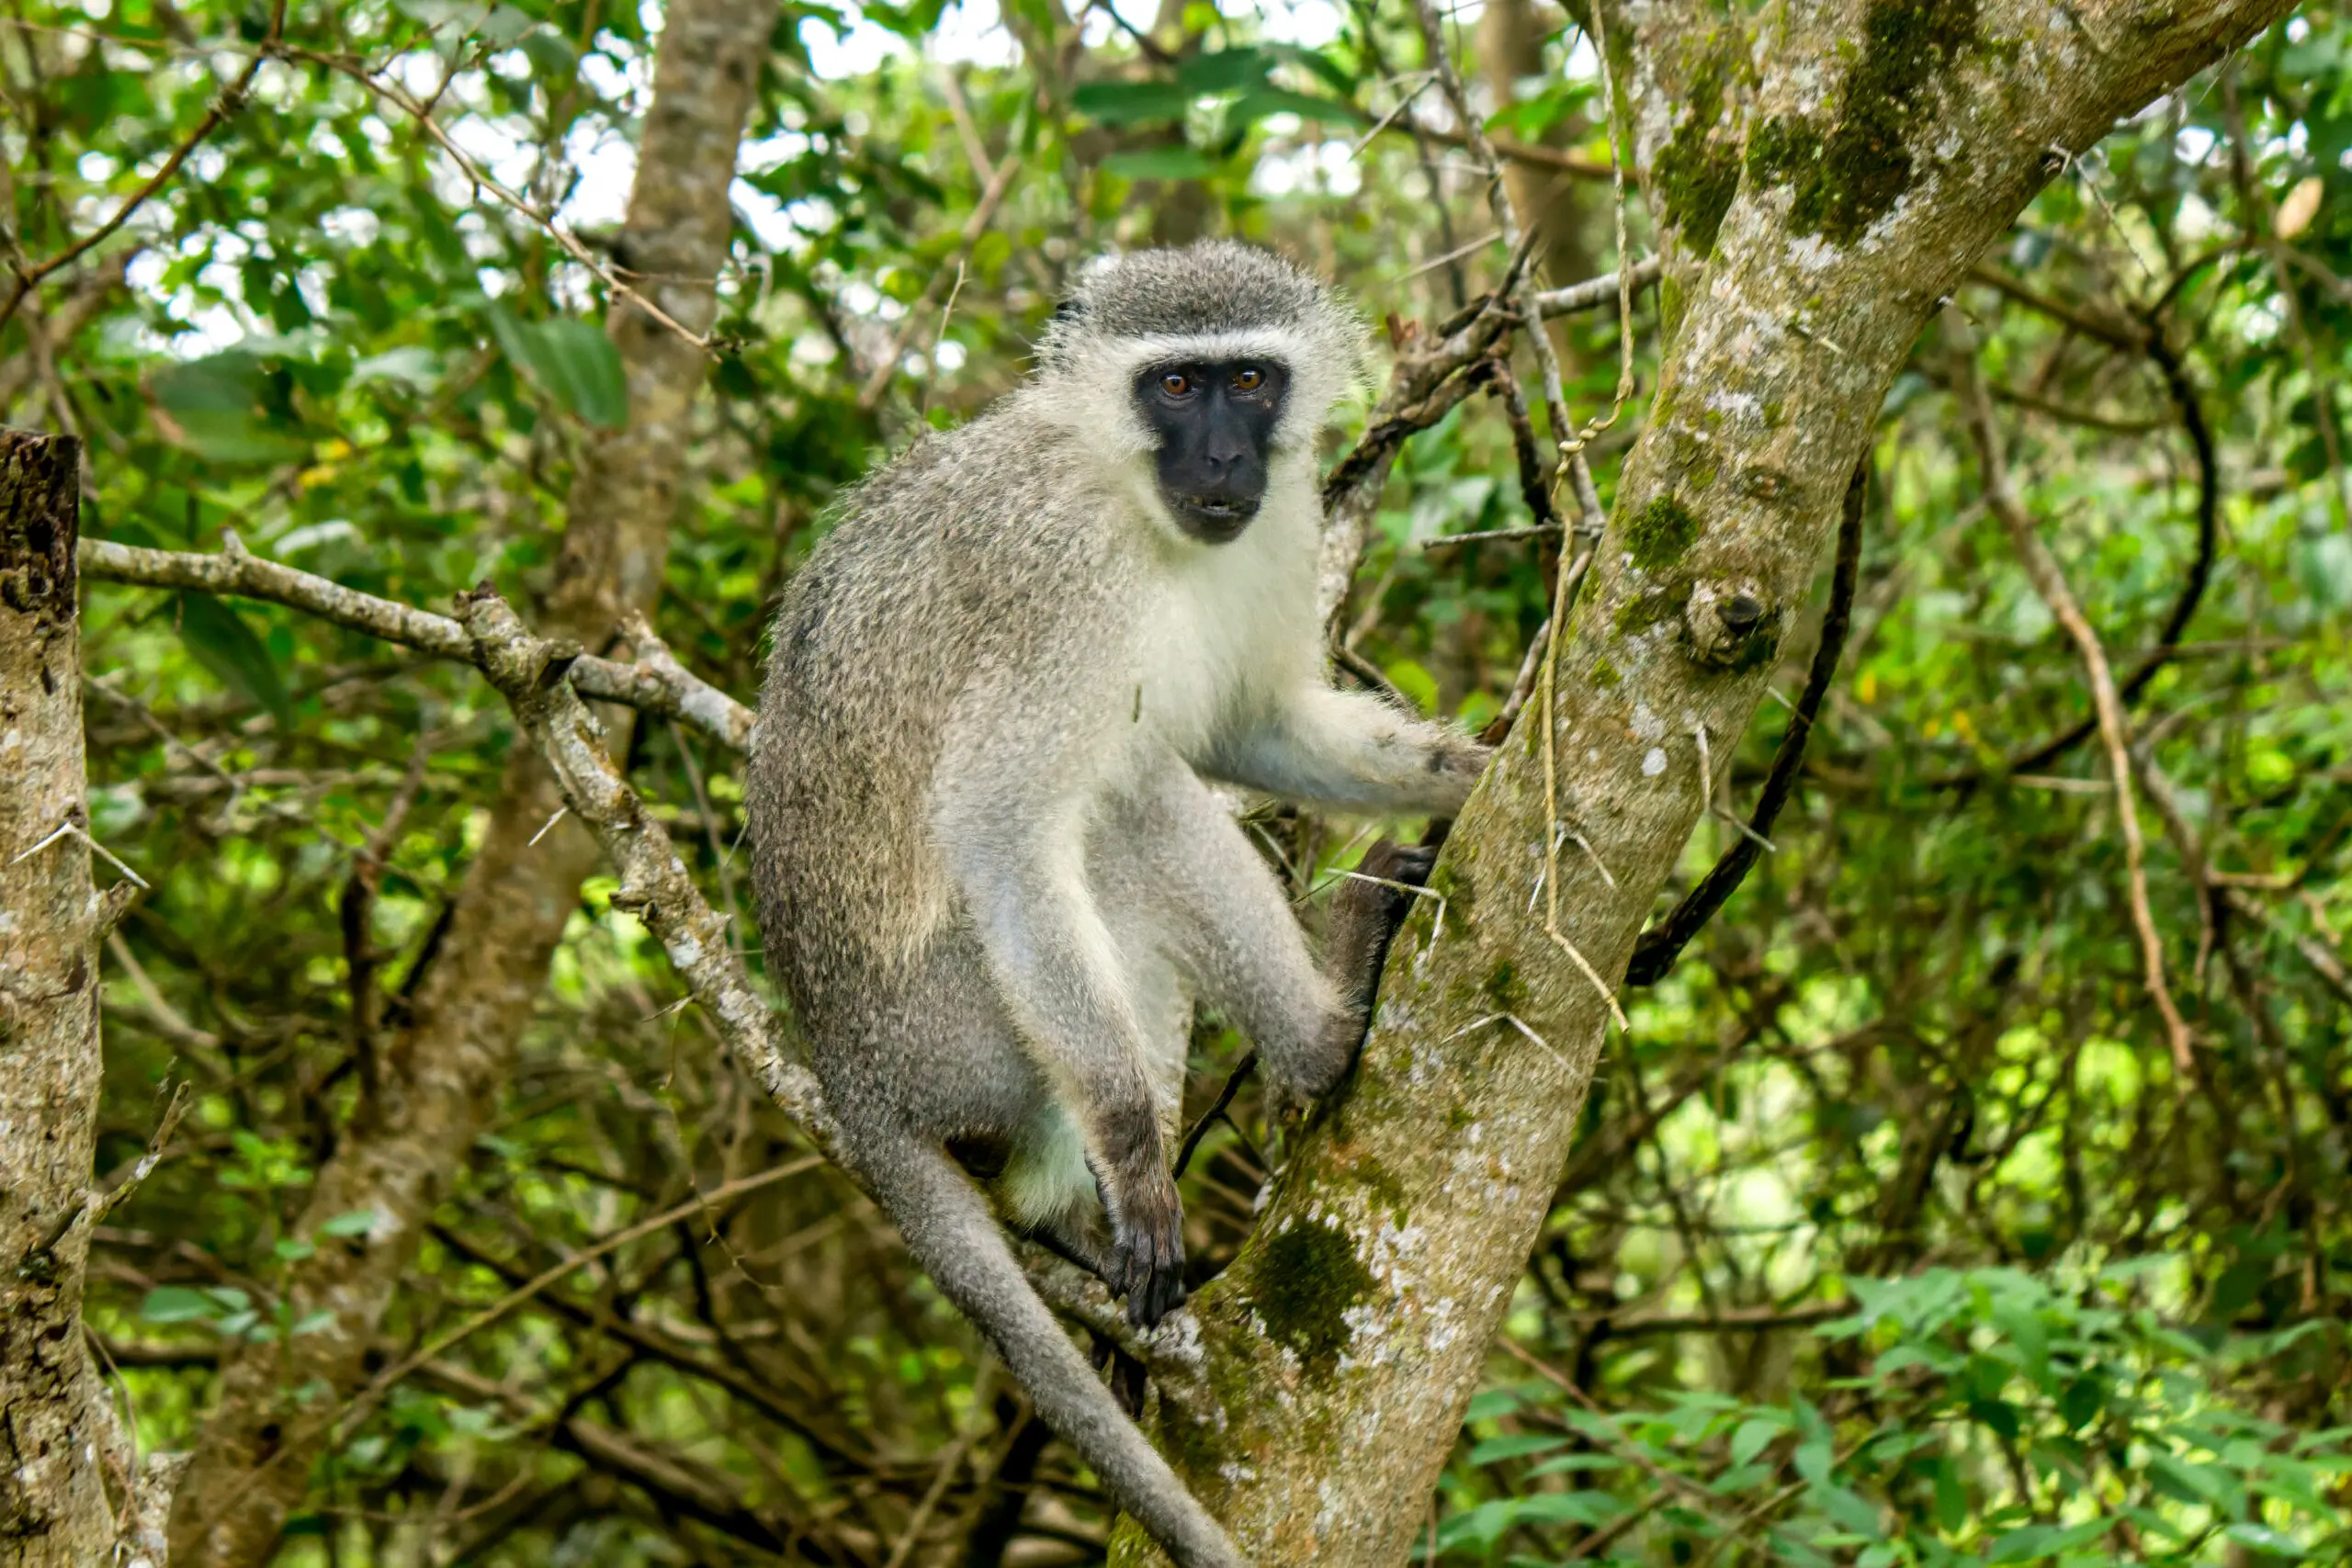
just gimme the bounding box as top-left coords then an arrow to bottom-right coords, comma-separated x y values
78,537 -> 753,750
1951,313 -> 2196,1079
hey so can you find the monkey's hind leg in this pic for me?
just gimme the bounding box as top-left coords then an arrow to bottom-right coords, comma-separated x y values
848,1128 -> 1250,1568
1322,838 -> 1437,1049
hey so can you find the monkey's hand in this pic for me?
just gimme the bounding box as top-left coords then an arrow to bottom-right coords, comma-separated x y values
1099,1120 -> 1188,1328
1277,840 -> 1437,1109
1426,734 -> 1494,815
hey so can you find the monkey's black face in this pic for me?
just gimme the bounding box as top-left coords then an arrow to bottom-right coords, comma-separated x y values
1133,359 -> 1290,542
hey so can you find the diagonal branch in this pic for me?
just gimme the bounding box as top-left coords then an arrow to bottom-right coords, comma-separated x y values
1951,313 -> 2196,1078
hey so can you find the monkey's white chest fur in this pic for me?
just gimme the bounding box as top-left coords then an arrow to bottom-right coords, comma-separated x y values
1125,480 -> 1319,767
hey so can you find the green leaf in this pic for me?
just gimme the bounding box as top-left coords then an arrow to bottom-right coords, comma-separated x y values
1382,658 -> 1440,716
1933,1457 -> 1968,1531
274,1236 -> 316,1263
350,345 -> 441,389
290,1309 -> 337,1337
1102,146 -> 1220,181
487,305 -> 628,427
479,3 -> 533,44
2225,1523 -> 2307,1556
1071,79 -> 1195,125
175,593 -> 294,729
1730,1416 -> 1782,1467
141,1285 -> 220,1324
518,26 -> 575,77
1175,46 -> 1268,94
532,320 -> 628,426
318,1209 -> 381,1238
153,353 -> 307,465
1269,42 -> 1356,94
2148,1452 -> 2234,1507
1811,1482 -> 1883,1540
1523,1452 -> 1623,1478
1466,1434 -> 1568,1465
153,353 -> 264,415
1513,1491 -> 1625,1527
1229,85 -> 1369,127
1993,1300 -> 2051,1382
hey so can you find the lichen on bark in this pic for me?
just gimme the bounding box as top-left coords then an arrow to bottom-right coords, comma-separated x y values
1747,0 -> 1984,243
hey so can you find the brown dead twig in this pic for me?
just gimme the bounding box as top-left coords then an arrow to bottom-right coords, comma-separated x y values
1949,312 -> 2196,1080
1313,254 -> 1660,629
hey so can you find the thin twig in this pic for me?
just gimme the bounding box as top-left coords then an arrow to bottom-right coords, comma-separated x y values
1950,312 -> 2195,1078
337,1156 -> 828,1446
0,0 -> 284,333
859,154 -> 1024,409
282,43 -> 714,353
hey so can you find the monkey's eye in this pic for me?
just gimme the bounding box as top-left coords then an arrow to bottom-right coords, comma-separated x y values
1159,371 -> 1193,397
1231,367 -> 1264,392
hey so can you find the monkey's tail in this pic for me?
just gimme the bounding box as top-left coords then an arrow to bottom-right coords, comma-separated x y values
854,1130 -> 1250,1568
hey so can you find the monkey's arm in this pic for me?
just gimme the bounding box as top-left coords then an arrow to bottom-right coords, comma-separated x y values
933,767 -> 1188,1326
1204,683 -> 1489,815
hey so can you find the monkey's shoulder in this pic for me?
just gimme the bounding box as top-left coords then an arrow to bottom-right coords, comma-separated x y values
790,415 -> 1135,616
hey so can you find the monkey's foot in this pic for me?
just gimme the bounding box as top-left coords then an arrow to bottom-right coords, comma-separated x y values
1105,1165 -> 1188,1328
1283,839 -> 1438,1107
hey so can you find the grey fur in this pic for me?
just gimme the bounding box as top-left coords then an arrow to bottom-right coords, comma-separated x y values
746,241 -> 1488,1568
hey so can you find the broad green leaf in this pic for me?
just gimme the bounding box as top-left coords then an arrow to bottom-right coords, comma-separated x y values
487,306 -> 628,427
1512,1491 -> 1625,1527
1176,47 -> 1268,94
1229,85 -> 1369,126
1071,79 -> 1194,125
141,1285 -> 220,1324
1465,1434 -> 1569,1465
350,346 -> 441,389
175,593 -> 294,729
1102,146 -> 1220,180
1731,1416 -> 1782,1467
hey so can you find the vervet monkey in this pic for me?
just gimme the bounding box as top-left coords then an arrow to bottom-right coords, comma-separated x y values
746,241 -> 1489,1568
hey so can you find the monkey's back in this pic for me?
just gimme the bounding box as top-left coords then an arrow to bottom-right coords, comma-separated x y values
746,407 -> 1126,1036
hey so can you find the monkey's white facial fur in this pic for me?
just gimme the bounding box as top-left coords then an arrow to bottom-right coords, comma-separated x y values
1020,241 -> 1369,536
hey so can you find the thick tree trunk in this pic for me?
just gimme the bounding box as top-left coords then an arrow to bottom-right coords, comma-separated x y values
0,429 -> 119,1563
1114,1 -> 2292,1562
164,3 -> 779,1560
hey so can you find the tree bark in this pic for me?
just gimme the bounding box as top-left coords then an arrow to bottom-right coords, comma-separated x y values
0,428 -> 121,1564
1114,1 -> 2291,1562
164,2 -> 779,1560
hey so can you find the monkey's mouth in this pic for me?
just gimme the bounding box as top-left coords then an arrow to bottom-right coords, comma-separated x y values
1170,492 -> 1261,541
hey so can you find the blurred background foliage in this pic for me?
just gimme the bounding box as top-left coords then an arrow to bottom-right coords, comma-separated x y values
6,0 -> 2352,1558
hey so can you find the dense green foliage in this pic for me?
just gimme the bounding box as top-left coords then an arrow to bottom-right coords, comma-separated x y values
6,0 -> 2352,1559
